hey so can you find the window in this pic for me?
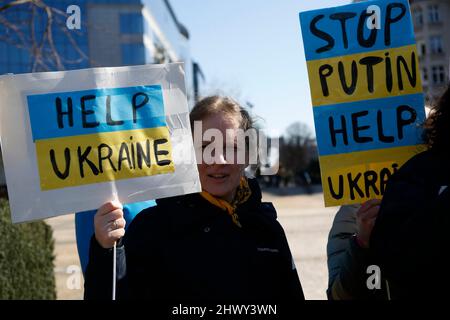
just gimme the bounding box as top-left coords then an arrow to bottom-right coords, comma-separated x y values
413,8 -> 423,27
422,67 -> 428,82
121,43 -> 145,65
418,41 -> 426,57
120,13 -> 144,34
432,66 -> 446,85
428,5 -> 440,23
430,35 -> 443,54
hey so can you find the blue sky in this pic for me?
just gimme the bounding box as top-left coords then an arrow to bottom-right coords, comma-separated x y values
171,0 -> 351,137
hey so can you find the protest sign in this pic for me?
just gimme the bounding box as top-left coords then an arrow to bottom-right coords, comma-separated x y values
0,63 -> 201,223
299,0 -> 426,206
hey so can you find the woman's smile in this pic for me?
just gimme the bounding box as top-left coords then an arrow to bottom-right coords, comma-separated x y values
206,172 -> 230,182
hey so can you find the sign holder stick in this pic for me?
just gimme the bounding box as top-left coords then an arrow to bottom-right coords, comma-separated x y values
112,241 -> 116,300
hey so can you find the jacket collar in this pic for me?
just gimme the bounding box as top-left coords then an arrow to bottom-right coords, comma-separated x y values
155,178 -> 263,212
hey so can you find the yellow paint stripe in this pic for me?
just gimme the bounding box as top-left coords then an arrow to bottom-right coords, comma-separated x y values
35,127 -> 174,190
320,145 -> 427,206
307,44 -> 422,106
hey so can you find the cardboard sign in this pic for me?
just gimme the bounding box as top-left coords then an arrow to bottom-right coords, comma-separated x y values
299,0 -> 426,206
0,63 -> 201,223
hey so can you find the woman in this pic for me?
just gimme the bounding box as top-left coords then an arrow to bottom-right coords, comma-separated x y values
84,96 -> 304,301
370,85 -> 450,299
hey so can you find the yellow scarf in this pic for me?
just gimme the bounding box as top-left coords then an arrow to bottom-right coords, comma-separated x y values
200,177 -> 252,228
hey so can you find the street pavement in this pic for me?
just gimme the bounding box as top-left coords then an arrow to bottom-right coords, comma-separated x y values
263,186 -> 337,300
45,186 -> 338,300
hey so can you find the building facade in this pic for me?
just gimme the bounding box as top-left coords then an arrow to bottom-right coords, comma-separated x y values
0,0 -> 198,103
410,0 -> 450,104
0,0 -> 202,187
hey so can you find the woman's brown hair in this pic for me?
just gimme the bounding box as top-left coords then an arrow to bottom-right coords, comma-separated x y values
189,96 -> 253,131
423,85 -> 450,154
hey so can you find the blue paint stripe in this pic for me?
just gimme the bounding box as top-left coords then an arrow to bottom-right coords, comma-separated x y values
27,85 -> 166,141
299,0 -> 415,61
314,93 -> 426,156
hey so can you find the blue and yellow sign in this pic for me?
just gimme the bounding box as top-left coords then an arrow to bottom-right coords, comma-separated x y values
300,0 -> 426,206
27,85 -> 174,190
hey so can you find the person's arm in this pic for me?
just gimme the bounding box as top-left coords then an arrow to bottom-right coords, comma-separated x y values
328,236 -> 372,299
85,199 -> 168,300
84,201 -> 127,300
84,236 -> 128,299
327,205 -> 359,290
327,200 -> 380,300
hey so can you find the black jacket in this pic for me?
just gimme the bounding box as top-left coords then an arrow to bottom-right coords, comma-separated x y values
84,179 -> 304,302
370,151 -> 450,299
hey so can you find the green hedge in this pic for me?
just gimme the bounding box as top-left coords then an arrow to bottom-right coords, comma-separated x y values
0,198 -> 56,299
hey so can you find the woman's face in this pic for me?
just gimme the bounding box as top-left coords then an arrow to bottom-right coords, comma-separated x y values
197,113 -> 246,203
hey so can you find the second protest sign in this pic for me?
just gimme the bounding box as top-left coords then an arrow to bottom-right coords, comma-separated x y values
299,0 -> 426,206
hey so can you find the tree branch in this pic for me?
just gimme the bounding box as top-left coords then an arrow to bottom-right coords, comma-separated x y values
0,0 -> 33,13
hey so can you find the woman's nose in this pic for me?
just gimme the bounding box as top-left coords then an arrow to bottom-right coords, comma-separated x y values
217,151 -> 227,164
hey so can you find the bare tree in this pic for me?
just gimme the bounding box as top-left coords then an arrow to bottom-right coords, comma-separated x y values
285,121 -> 312,146
279,121 -> 315,186
0,0 -> 88,72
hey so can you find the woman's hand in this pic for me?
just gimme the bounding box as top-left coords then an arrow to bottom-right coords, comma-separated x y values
94,200 -> 126,249
356,199 -> 381,249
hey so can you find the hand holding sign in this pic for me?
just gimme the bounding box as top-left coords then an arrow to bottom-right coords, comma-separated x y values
94,200 -> 126,249
355,199 -> 381,249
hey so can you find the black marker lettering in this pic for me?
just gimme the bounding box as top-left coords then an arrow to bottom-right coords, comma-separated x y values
98,143 -> 117,173
118,142 -> 132,170
330,12 -> 357,49
154,139 -> 171,166
338,60 -> 358,95
364,170 -> 380,197
50,148 -> 71,180
310,14 -> 335,53
106,95 -> 124,126
136,139 -> 151,169
385,3 -> 406,46
77,146 -> 99,178
359,56 -> 383,93
377,110 -> 395,143
81,95 -> 99,128
329,115 -> 349,147
56,97 -> 74,129
319,64 -> 333,97
352,111 -> 373,143
132,92 -> 149,123
328,175 -> 344,200
397,105 -> 416,140
385,52 -> 393,93
397,52 -> 417,90
348,172 -> 364,200
357,10 -> 377,48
